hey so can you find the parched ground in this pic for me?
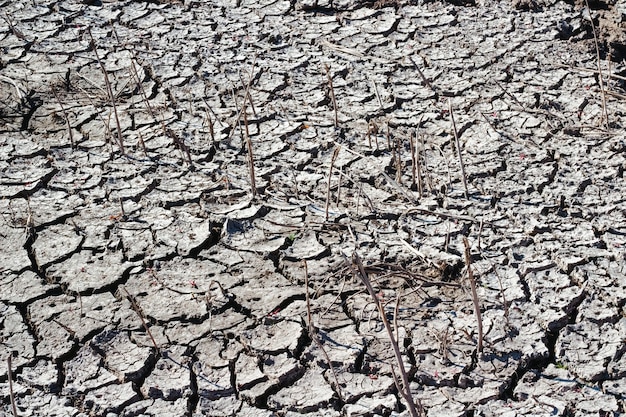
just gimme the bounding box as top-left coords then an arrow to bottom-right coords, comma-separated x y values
1,0 -> 626,415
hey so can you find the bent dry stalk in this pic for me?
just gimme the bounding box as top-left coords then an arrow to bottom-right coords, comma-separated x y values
351,252 -> 424,417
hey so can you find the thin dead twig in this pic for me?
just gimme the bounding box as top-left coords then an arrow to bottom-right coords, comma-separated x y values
226,54 -> 259,142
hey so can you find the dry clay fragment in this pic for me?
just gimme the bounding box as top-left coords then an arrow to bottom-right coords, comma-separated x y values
283,230 -> 328,260
241,319 -> 304,354
142,345 -> 193,400
63,344 -> 118,394
90,330 -> 154,382
0,270 -> 57,304
46,249 -> 133,293
0,303 -> 36,378
83,382 -> 138,415
32,223 -> 83,267
0,225 -> 31,273
267,367 -> 336,413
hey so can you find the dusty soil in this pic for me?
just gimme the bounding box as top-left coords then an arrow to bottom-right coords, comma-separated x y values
1,0 -> 626,415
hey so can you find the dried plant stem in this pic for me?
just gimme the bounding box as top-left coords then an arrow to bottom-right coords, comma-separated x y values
87,28 -> 125,155
463,237 -> 483,353
448,99 -> 469,198
372,80 -> 384,110
138,131 -> 148,156
243,109 -> 257,197
325,146 -> 340,221
120,286 -> 159,353
477,219 -> 484,251
129,57 -> 188,162
352,252 -> 423,417
408,56 -> 435,93
336,168 -> 343,206
167,128 -> 192,166
226,54 -> 258,142
386,121 -> 391,150
74,83 -> 113,150
239,71 -> 258,119
0,74 -> 24,101
129,59 -> 157,121
303,261 -> 344,402
409,130 -> 417,192
323,64 -> 339,128
491,265 -> 510,324
7,356 -> 18,417
584,0 -> 610,129
231,88 -> 246,145
412,130 -> 424,197
304,260 -> 313,329
205,110 -> 216,145
51,88 -> 74,148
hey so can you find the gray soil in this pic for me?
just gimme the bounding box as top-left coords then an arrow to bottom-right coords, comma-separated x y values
1,0 -> 626,415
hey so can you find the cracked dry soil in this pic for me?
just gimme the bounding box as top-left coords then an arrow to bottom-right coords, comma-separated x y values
2,0 -> 626,415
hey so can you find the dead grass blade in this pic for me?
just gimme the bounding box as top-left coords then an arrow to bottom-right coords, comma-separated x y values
243,108 -> 257,198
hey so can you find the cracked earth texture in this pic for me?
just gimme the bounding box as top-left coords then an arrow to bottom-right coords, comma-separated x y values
1,0 -> 626,415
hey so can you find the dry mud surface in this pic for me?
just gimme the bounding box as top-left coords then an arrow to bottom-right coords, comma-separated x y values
2,0 -> 626,415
